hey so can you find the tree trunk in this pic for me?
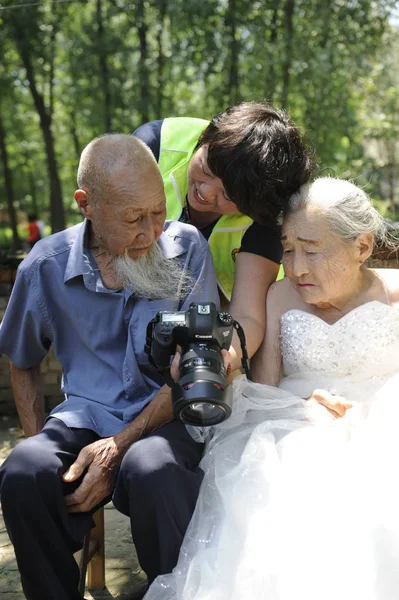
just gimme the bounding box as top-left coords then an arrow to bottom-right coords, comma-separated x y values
12,25 -> 65,233
96,0 -> 112,132
0,110 -> 21,252
264,1 -> 279,104
225,0 -> 239,105
69,110 -> 81,160
29,170 -> 39,216
281,0 -> 294,109
137,0 -> 150,123
156,0 -> 167,116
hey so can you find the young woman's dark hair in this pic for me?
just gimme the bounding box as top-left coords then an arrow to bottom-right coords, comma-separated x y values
198,102 -> 314,224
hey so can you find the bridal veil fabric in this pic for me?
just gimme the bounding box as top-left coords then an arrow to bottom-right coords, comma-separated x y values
145,301 -> 399,600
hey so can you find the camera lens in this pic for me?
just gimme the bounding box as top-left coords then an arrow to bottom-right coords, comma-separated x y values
147,303 -> 235,428
179,401 -> 229,426
170,343 -> 233,426
173,379 -> 232,428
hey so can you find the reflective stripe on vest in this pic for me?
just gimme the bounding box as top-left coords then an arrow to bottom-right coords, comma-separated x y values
159,117 -> 209,219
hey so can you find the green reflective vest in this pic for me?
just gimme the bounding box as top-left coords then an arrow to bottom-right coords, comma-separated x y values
158,117 -> 283,300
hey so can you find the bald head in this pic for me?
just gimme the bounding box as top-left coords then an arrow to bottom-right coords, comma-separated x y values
74,134 -> 167,262
77,134 -> 159,204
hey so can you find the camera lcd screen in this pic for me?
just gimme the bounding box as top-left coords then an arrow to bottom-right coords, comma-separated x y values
162,313 -> 186,323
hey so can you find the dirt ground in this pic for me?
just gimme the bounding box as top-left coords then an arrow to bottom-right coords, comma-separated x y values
0,415 -> 148,600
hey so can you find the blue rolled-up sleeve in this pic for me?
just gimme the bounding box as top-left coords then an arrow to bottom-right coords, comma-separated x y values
0,265 -> 52,368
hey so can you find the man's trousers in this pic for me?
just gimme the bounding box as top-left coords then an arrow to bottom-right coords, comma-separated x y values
0,417 -> 204,600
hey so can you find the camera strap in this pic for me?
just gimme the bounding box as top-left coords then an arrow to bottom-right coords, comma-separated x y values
232,320 -> 252,381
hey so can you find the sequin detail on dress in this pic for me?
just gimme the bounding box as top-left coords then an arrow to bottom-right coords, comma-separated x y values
280,301 -> 399,379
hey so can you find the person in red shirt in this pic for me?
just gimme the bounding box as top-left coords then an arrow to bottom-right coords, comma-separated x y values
26,213 -> 41,249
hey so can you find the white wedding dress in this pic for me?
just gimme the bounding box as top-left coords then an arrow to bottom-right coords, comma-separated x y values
145,301 -> 399,600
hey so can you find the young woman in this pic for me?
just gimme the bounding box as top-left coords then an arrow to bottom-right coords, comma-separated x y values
134,102 -> 313,363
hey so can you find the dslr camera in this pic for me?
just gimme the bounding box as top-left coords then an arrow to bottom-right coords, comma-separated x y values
145,302 -> 234,426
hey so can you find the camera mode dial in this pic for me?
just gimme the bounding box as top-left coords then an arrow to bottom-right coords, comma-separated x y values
218,312 -> 233,325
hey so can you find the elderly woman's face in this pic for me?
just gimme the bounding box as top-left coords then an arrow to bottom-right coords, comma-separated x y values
282,209 -> 361,307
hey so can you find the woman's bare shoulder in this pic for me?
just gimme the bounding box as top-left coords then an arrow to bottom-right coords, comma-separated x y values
372,268 -> 399,306
266,277 -> 304,318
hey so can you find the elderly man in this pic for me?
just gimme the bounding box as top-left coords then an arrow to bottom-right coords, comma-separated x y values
0,135 -> 219,600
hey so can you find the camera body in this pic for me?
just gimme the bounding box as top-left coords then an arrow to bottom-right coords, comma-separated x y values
145,302 -> 234,426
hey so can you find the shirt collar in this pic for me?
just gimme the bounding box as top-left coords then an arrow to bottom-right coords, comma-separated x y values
64,219 -> 187,284
157,225 -> 188,259
64,219 -> 93,283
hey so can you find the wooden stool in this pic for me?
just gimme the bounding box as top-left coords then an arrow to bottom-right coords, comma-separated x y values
78,506 -> 106,596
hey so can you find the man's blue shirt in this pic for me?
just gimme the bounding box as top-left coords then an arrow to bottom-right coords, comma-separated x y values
0,219 -> 219,436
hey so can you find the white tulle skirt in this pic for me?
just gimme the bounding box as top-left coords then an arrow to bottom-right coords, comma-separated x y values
144,374 -> 399,600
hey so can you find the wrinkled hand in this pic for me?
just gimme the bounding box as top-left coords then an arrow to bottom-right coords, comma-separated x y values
170,348 -> 182,383
307,389 -> 352,419
170,347 -> 231,383
63,438 -> 121,513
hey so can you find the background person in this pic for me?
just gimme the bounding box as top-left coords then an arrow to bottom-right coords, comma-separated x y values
144,177 -> 399,600
26,213 -> 41,249
0,134 -> 219,600
134,101 -> 313,366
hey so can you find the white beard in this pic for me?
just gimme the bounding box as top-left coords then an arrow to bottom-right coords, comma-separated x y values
113,242 -> 194,300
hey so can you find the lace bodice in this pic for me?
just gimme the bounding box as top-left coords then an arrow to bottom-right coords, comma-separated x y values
280,301 -> 399,381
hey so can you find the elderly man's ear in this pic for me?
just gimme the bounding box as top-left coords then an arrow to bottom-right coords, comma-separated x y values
74,189 -> 94,220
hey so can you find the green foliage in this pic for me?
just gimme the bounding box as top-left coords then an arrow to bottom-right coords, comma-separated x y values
0,0 -> 398,244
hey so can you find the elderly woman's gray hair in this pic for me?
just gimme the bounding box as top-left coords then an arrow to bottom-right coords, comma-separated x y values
285,177 -> 393,249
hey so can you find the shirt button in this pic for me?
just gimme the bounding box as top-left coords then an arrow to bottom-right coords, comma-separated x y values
125,373 -> 131,382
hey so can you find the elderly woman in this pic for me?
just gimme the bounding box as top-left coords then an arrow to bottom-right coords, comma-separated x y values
145,177 -> 399,600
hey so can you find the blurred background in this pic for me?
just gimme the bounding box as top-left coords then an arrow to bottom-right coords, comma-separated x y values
0,0 -> 398,252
